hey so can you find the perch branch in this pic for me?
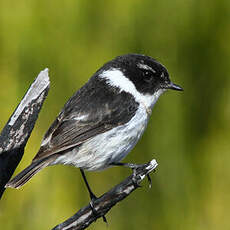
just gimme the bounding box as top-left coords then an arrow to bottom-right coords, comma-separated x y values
0,69 -> 50,199
52,159 -> 158,230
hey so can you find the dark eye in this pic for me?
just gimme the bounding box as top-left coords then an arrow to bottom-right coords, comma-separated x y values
143,70 -> 153,83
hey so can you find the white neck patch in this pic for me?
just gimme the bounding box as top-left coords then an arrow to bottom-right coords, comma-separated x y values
99,68 -> 166,111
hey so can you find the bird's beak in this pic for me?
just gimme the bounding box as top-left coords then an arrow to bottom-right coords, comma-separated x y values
167,82 -> 183,91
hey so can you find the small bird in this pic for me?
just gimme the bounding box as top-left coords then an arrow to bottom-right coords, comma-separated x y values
6,54 -> 182,218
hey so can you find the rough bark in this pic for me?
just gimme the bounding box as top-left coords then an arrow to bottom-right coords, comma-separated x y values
0,69 -> 50,199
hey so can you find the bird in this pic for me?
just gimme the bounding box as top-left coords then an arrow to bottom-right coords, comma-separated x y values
6,54 -> 183,220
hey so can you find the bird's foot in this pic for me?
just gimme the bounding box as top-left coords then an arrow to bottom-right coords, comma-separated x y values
110,162 -> 152,189
129,163 -> 153,189
147,173 -> 152,189
127,163 -> 145,188
89,193 -> 108,225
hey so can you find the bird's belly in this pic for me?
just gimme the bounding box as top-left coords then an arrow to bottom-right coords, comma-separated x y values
54,106 -> 149,171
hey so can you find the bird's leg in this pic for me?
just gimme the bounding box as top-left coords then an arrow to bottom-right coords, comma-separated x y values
110,162 -> 152,188
80,169 -> 97,200
80,169 -> 107,224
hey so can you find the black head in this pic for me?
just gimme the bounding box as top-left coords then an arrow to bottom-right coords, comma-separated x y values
98,54 -> 183,95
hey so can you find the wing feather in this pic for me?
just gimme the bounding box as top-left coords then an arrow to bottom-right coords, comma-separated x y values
33,77 -> 139,162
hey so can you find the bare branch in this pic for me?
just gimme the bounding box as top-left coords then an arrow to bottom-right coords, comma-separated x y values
0,69 -> 50,199
52,159 -> 158,230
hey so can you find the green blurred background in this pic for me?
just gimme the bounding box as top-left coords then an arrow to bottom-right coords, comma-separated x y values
1,0 -> 230,229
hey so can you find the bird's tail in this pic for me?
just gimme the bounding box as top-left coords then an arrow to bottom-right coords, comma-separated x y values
5,155 -> 57,189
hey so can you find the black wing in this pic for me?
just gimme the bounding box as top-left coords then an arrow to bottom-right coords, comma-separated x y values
33,77 -> 139,161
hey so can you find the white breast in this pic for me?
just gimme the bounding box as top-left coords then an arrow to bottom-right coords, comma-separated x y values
53,104 -> 149,171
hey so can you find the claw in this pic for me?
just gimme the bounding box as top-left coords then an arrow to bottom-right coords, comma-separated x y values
147,174 -> 152,189
102,215 -> 108,225
90,197 -> 108,224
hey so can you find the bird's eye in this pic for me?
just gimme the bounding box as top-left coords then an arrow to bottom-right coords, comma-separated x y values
143,70 -> 153,83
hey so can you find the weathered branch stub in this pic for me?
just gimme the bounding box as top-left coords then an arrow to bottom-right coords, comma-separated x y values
0,69 -> 50,199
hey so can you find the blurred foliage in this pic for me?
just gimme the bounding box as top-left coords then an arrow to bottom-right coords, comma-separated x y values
1,0 -> 230,229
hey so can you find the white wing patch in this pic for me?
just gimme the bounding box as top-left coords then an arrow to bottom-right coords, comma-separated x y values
72,114 -> 88,121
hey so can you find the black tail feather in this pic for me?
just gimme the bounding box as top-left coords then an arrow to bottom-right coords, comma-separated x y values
5,155 -> 57,189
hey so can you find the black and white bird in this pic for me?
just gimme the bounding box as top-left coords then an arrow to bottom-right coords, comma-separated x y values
6,54 -> 182,209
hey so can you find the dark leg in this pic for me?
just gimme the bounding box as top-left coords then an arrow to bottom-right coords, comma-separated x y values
80,169 -> 97,200
80,169 -> 108,224
110,162 -> 152,188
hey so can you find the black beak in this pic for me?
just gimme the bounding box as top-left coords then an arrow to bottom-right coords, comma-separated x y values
167,82 -> 183,91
